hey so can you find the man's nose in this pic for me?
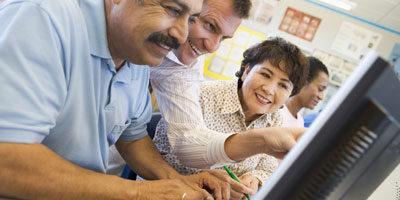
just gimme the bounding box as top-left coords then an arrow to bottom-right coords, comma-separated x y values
169,18 -> 189,46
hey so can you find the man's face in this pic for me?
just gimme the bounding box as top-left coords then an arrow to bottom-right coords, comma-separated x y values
106,0 -> 202,66
175,0 -> 242,65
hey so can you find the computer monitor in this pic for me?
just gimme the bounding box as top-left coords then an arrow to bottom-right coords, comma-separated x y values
254,51 -> 400,200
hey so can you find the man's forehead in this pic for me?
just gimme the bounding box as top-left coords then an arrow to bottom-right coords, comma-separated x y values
200,0 -> 241,38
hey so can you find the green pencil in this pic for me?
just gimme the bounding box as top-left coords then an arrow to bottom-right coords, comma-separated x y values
223,166 -> 251,200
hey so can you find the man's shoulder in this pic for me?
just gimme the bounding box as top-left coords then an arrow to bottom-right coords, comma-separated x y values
4,0 -> 79,10
2,0 -> 83,25
39,0 -> 81,16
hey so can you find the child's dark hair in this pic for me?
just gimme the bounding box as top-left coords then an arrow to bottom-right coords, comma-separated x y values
307,56 -> 329,83
235,37 -> 309,96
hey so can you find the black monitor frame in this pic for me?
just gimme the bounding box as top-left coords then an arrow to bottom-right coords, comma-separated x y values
254,51 -> 400,200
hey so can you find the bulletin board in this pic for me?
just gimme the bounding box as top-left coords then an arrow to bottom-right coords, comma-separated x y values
204,26 -> 266,80
312,49 -> 357,87
279,7 -> 321,42
331,21 -> 382,61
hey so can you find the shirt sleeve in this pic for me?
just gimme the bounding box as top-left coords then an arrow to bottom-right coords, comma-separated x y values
150,57 -> 236,168
0,2 -> 67,143
119,89 -> 152,141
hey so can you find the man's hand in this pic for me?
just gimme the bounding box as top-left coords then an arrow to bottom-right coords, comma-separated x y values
197,169 -> 255,200
225,127 -> 306,161
260,127 -> 306,159
135,169 -> 254,200
137,178 -> 214,200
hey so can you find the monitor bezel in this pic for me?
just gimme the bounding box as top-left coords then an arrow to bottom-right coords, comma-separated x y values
254,51 -> 400,199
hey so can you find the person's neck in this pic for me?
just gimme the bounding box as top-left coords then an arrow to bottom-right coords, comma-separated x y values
286,98 -> 303,119
113,58 -> 126,71
104,0 -> 125,71
244,113 -> 260,126
108,39 -> 125,71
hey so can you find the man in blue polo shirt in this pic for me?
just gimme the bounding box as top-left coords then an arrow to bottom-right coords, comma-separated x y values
0,0 -> 252,199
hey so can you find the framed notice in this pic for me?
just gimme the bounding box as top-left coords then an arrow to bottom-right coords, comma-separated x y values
312,49 -> 330,64
311,49 -> 359,87
279,7 -> 321,42
329,69 -> 346,86
331,21 -> 382,61
249,0 -> 280,25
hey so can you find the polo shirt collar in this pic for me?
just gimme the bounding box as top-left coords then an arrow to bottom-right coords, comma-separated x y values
166,51 -> 184,66
78,0 -> 112,59
114,62 -> 132,83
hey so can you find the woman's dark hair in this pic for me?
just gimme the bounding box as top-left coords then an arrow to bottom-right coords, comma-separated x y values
307,56 -> 329,83
235,37 -> 309,96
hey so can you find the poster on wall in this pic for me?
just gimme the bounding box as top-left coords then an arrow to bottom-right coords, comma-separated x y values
204,26 -> 266,80
278,7 -> 321,42
312,49 -> 329,63
312,49 -> 358,87
249,0 -> 280,26
331,21 -> 382,61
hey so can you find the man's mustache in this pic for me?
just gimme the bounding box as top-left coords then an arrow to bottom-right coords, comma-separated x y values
148,32 -> 180,50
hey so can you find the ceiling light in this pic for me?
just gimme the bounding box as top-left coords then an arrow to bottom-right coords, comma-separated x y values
318,0 -> 357,11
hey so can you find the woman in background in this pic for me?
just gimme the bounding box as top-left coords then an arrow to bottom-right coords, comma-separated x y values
281,56 -> 329,127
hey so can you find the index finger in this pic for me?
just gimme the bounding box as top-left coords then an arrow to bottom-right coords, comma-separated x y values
227,179 -> 255,196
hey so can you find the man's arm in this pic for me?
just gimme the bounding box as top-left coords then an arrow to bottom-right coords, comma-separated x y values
150,57 -> 236,168
116,136 -> 254,200
0,142 -> 137,199
113,74 -> 251,199
116,136 -> 180,180
0,142 -> 238,200
151,57 -> 306,168
0,3 -> 138,198
224,127 -> 305,160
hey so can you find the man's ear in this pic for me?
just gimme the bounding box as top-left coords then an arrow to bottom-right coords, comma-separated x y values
241,63 -> 252,82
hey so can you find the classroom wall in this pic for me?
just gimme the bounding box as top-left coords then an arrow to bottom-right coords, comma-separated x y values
237,0 -> 400,117
242,0 -> 400,63
241,2 -> 400,199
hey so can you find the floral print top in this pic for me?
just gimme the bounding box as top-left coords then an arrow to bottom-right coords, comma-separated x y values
152,80 -> 282,184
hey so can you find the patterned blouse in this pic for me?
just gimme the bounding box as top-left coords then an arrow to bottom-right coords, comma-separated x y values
152,80 -> 282,184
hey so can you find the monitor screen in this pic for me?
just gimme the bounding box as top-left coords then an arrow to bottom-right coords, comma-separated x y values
254,51 -> 400,200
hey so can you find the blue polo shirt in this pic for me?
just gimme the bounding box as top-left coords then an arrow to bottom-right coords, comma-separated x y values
0,0 -> 151,172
